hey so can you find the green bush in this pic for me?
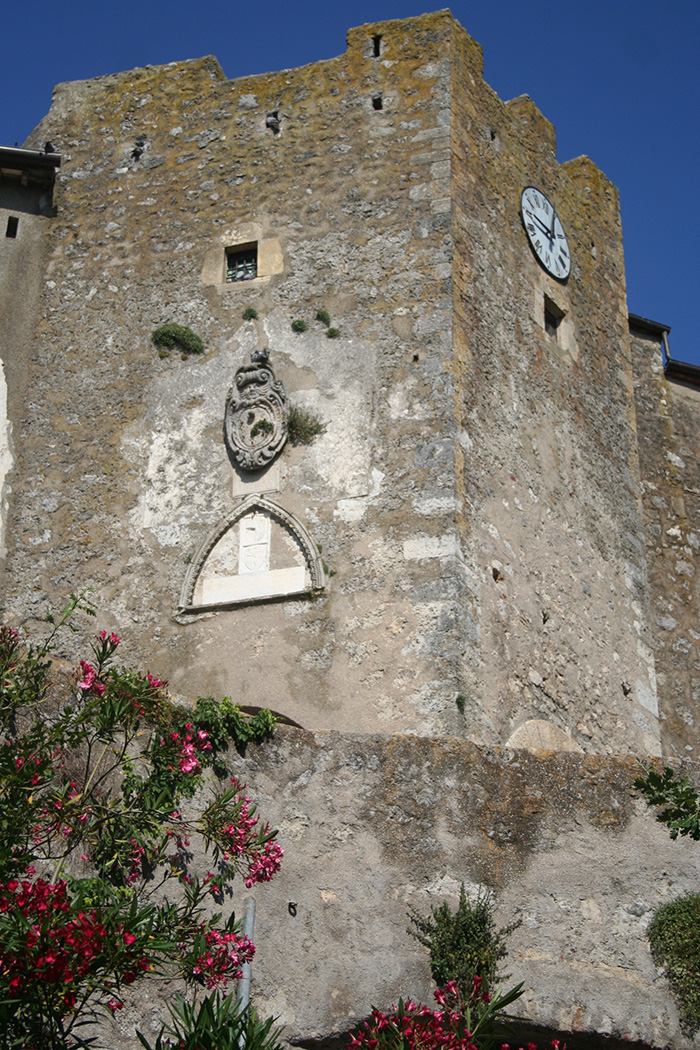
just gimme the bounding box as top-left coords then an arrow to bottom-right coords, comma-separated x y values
152,323 -> 204,355
315,309 -> 331,326
242,307 -> 258,321
634,765 -> 700,841
287,404 -> 327,445
326,327 -> 340,339
138,992 -> 286,1050
291,319 -> 308,333
408,885 -> 519,1002
648,894 -> 700,1035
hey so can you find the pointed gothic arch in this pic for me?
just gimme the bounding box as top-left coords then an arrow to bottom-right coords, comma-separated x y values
178,495 -> 324,612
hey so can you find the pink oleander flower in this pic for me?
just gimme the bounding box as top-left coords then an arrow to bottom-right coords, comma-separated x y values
77,661 -> 96,691
245,841 -> 284,887
190,929 -> 255,989
77,661 -> 105,697
179,742 -> 200,775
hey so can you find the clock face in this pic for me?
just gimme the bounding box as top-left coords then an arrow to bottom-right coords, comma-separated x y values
521,186 -> 570,280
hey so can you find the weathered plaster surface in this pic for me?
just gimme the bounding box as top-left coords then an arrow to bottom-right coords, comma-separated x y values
103,732 -> 699,1050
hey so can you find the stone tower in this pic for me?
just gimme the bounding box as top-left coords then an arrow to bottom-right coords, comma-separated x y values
0,11 -> 698,1049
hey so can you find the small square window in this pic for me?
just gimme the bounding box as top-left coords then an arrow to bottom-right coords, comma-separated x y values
226,244 -> 257,283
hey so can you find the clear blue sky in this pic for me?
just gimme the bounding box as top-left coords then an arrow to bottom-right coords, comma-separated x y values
3,0 -> 698,363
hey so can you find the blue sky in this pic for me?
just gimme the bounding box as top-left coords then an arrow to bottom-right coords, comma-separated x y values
3,0 -> 699,364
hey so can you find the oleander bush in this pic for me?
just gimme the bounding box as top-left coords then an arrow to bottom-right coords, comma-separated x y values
0,593 -> 280,1049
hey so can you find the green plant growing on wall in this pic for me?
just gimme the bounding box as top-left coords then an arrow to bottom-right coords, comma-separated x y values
152,323 -> 204,356
408,885 -> 519,1006
326,327 -> 340,339
647,895 -> 700,1035
250,419 -> 274,439
634,765 -> 700,840
635,765 -> 700,1031
286,404 -> 327,445
291,319 -> 308,333
242,308 -> 258,321
315,309 -> 331,326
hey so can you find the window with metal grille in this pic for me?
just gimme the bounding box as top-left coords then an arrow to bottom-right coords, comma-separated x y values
226,244 -> 257,282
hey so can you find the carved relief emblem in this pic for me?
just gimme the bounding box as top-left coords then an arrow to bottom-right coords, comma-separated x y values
177,495 -> 325,612
224,349 -> 287,471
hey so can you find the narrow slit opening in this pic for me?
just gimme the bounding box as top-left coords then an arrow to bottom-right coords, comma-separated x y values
373,34 -> 382,57
544,294 -> 564,339
372,94 -> 383,111
5,216 -> 18,239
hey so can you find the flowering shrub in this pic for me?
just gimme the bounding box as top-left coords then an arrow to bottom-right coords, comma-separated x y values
349,980 -> 563,1050
0,594 -> 280,1049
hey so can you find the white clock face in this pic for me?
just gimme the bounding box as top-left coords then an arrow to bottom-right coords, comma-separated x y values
521,186 -> 570,280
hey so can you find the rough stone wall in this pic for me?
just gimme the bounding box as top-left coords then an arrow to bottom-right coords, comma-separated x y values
1,11 -> 666,754
448,26 -> 658,755
0,196 -> 54,559
631,326 -> 700,759
103,730 -> 698,1050
4,14 -> 464,735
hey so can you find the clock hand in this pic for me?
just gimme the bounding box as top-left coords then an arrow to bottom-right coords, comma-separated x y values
531,215 -> 555,241
549,206 -> 556,241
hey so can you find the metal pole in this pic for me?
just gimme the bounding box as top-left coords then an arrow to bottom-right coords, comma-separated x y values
236,897 -> 256,1015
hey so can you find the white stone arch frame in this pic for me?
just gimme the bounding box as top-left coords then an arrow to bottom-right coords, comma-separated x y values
178,495 -> 325,612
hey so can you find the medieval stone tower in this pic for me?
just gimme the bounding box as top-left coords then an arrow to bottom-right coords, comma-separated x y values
0,11 -> 698,1049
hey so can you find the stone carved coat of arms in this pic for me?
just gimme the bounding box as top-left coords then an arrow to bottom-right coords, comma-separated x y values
224,350 -> 287,471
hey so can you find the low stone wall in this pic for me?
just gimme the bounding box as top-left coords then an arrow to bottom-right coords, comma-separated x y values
111,729 -> 698,1049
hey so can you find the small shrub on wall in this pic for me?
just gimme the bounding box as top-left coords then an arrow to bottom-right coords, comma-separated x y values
286,404 -> 326,445
152,323 -> 204,355
635,765 -> 700,1032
